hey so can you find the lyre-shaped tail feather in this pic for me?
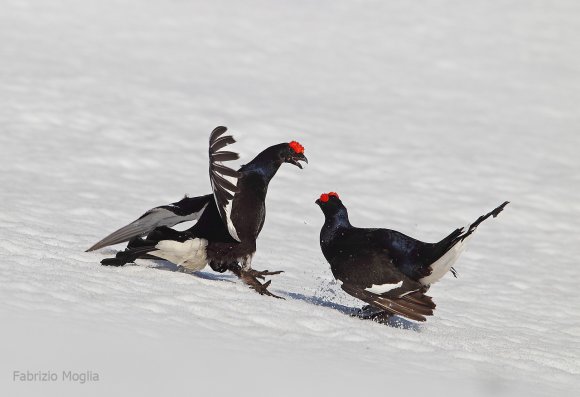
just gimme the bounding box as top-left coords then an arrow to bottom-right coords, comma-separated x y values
209,126 -> 242,242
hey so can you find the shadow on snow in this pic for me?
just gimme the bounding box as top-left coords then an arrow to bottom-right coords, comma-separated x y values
286,292 -> 421,331
105,253 -> 420,331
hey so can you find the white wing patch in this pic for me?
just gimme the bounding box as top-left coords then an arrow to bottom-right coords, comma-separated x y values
210,175 -> 240,242
151,238 -> 209,272
365,281 -> 403,294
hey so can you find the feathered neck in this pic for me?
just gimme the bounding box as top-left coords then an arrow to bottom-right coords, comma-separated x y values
240,144 -> 285,184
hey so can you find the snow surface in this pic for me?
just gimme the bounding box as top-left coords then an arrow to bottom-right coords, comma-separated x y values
1,0 -> 579,396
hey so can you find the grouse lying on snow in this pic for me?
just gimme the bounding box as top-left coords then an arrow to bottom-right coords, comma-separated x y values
316,192 -> 509,322
89,126 -> 307,298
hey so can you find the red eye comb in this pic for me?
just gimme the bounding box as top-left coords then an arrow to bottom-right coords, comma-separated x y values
319,192 -> 339,203
289,141 -> 305,154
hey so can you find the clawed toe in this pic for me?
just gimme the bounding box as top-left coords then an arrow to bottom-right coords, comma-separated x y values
249,279 -> 285,299
245,269 -> 284,280
242,273 -> 285,299
227,264 -> 285,299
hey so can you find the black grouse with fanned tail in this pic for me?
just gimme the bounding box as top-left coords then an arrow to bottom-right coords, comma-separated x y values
92,126 -> 307,298
315,192 -> 508,322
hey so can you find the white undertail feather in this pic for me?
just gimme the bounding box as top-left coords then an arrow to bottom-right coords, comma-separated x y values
419,226 -> 472,286
150,238 -> 209,272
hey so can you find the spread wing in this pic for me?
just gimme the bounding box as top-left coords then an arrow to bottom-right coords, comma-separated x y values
208,126 -> 242,242
86,195 -> 212,252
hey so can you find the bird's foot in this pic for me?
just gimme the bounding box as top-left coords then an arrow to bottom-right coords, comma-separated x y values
243,276 -> 284,299
228,264 -> 285,299
353,305 -> 381,319
240,270 -> 284,299
242,268 -> 284,281
353,305 -> 392,322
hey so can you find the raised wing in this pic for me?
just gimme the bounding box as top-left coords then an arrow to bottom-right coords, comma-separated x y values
86,194 -> 212,252
209,126 -> 242,242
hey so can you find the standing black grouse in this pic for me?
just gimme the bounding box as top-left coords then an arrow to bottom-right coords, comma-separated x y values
316,192 -> 508,322
88,126 -> 307,298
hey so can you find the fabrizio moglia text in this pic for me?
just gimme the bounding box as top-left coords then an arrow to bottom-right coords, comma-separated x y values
13,370 -> 100,384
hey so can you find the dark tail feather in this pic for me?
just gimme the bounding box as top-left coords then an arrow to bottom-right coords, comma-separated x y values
437,228 -> 464,249
464,201 -> 510,239
435,201 -> 510,255
101,246 -> 157,267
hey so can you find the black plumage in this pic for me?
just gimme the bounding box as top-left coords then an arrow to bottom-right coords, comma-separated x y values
93,127 -> 307,297
316,192 -> 508,322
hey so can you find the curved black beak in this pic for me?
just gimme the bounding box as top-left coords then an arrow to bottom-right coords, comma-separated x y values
288,153 -> 308,169
315,198 -> 321,206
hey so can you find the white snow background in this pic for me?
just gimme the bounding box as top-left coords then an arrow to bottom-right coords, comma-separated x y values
1,0 -> 579,396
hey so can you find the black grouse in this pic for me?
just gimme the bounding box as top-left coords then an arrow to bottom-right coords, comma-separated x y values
89,126 -> 308,298
316,192 -> 509,322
